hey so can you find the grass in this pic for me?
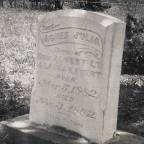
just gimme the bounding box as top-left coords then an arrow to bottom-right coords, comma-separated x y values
118,75 -> 144,136
0,8 -> 39,120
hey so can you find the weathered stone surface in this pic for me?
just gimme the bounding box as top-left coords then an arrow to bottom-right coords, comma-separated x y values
1,115 -> 144,144
30,9 -> 126,143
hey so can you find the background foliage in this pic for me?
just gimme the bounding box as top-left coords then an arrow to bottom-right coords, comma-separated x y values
0,0 -> 144,137
0,9 -> 37,121
0,0 -> 64,10
122,15 -> 144,74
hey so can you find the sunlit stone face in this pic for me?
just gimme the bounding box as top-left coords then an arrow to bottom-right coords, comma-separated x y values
30,10 -> 125,143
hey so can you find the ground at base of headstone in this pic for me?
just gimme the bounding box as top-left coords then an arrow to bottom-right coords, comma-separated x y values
0,115 -> 144,144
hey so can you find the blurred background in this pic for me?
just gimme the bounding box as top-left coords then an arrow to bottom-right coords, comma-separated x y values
0,0 -> 144,137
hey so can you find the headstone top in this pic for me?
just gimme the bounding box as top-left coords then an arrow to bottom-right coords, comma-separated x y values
38,9 -> 124,24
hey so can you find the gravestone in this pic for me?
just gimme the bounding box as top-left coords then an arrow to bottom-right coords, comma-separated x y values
30,9 -> 126,144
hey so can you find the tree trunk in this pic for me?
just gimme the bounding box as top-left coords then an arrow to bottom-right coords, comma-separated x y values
14,0 -> 16,8
0,0 -> 3,7
55,0 -> 63,9
36,0 -> 38,9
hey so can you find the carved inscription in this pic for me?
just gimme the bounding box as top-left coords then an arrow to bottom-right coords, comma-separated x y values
35,97 -> 97,119
40,27 -> 102,53
35,26 -> 103,128
37,81 -> 98,99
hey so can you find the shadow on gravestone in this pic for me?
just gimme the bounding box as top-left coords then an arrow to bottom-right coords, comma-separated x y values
49,125 -> 91,143
51,125 -> 84,139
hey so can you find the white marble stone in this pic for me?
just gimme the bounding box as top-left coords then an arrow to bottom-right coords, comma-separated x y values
30,9 -> 126,144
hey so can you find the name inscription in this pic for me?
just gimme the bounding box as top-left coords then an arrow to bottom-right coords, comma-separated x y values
40,27 -> 102,53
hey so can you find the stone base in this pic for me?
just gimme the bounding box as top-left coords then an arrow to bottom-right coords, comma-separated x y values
0,115 -> 144,144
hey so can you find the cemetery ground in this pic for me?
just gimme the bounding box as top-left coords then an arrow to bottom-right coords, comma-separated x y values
0,7 -> 144,143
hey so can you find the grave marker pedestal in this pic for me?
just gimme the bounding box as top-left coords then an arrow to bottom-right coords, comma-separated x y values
1,115 -> 144,144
